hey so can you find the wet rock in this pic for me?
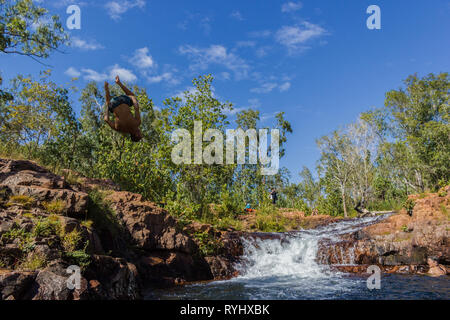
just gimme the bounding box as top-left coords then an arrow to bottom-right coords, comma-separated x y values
204,256 -> 237,279
137,251 -> 213,286
84,255 -> 140,299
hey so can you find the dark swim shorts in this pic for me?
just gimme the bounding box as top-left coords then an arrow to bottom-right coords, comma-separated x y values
109,95 -> 133,113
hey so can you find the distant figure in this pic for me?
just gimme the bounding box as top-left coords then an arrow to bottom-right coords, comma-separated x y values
270,188 -> 278,205
104,76 -> 143,142
244,203 -> 255,213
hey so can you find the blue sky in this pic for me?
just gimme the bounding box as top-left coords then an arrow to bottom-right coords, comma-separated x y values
1,0 -> 449,182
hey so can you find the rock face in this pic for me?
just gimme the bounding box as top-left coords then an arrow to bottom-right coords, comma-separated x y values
317,187 -> 450,275
0,158 -> 240,300
0,159 -> 88,217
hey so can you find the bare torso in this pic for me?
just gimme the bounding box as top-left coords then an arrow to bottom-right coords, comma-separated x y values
113,104 -> 140,134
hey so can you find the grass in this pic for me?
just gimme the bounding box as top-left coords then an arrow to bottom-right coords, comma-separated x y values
255,213 -> 286,232
42,200 -> 66,215
33,216 -> 60,238
59,169 -> 83,186
440,204 -> 449,220
80,220 -> 94,229
213,216 -> 244,231
87,188 -> 122,237
6,195 -> 35,209
1,225 -> 34,252
0,213 -> 91,270
61,229 -> 83,252
19,252 -> 47,271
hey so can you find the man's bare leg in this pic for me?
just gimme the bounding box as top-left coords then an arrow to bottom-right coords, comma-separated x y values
103,82 -> 115,129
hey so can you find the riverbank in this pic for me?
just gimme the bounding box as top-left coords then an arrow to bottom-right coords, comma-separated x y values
0,158 -> 448,300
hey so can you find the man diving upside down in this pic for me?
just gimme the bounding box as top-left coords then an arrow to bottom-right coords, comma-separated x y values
104,76 -> 143,142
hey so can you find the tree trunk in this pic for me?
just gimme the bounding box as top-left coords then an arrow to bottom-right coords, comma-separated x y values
341,188 -> 348,217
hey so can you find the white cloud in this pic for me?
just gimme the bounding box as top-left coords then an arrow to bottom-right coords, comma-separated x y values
250,83 -> 278,94
255,46 -> 270,58
146,72 -> 179,86
219,72 -> 231,80
178,13 -> 213,35
70,65 -> 137,82
65,67 -> 81,77
275,22 -> 326,54
179,44 -> 250,80
105,0 -> 146,20
129,47 -> 155,69
109,64 -> 137,82
281,2 -> 303,13
71,37 -> 104,51
251,81 -> 292,94
279,82 -> 291,92
81,68 -> 108,82
230,10 -> 244,21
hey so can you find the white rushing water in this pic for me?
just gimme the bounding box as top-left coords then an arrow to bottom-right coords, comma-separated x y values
237,214 -> 389,280
153,213 -> 450,299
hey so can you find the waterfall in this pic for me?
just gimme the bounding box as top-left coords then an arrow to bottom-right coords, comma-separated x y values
237,214 -> 390,279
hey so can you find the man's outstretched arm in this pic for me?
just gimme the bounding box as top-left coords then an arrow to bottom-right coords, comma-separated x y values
103,82 -> 115,129
115,75 -> 134,96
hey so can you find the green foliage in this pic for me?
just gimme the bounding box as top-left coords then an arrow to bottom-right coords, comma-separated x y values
33,216 -> 59,238
0,0 -> 68,59
255,214 -> 286,233
403,199 -> 416,216
1,225 -> 33,251
42,200 -> 65,215
193,231 -> 223,256
87,189 -> 122,237
19,252 -> 47,271
6,195 -> 34,209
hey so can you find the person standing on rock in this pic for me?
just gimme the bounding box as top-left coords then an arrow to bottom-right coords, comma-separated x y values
103,76 -> 143,142
270,188 -> 278,205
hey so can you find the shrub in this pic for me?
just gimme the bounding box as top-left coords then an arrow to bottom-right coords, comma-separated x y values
193,231 -> 222,256
64,249 -> 91,269
61,229 -> 82,252
87,189 -> 122,236
403,199 -> 416,216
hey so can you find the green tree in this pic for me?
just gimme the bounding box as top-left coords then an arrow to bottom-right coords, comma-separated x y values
0,0 -> 68,60
382,73 -> 449,191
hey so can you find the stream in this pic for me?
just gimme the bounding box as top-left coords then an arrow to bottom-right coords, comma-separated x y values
152,215 -> 450,300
